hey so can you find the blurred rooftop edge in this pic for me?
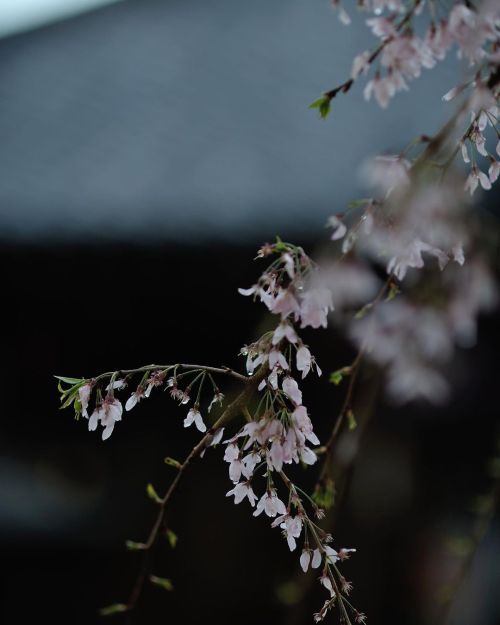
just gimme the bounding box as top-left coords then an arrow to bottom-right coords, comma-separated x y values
0,0 -> 460,242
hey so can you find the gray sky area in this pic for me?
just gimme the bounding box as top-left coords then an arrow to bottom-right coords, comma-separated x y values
0,0 -> 122,38
0,0 -> 462,241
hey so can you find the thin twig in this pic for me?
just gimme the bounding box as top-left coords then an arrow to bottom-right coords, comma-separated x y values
125,364 -> 268,612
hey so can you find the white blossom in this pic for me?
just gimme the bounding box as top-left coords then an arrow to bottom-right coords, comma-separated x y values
184,408 -> 206,433
78,384 -> 91,418
253,489 -> 288,517
282,376 -> 303,406
272,321 -> 298,345
226,481 -> 258,507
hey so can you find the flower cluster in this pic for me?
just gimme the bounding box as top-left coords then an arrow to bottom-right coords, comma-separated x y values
224,242 -> 361,620
351,1 -> 500,109
57,364 -> 230,440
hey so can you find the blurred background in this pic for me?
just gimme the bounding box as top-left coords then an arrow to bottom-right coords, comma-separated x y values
0,1 -> 499,624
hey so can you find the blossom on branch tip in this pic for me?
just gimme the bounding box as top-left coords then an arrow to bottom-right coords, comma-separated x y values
282,377 -> 302,406
276,514 -> 303,551
105,379 -> 126,391
299,288 -> 332,329
489,160 -> 500,184
89,397 -> 123,441
184,407 -> 206,433
464,167 -> 491,195
269,349 -> 289,371
226,481 -> 257,507
320,574 -> 335,596
253,489 -> 288,518
125,389 -> 143,411
272,321 -> 298,345
327,215 -> 347,241
78,384 -> 91,418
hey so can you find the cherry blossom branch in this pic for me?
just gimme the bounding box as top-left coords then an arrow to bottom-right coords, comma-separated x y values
311,0 -> 420,116
92,363 -> 250,385
314,276 -> 393,499
125,364 -> 268,612
438,448 -> 500,625
278,470 -> 363,624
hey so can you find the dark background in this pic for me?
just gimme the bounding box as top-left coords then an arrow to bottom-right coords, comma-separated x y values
1,241 -> 499,625
0,1 -> 499,624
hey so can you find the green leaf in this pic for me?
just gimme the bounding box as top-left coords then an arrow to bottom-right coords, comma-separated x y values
164,457 -> 182,469
59,388 -> 80,410
146,483 -> 162,504
312,477 -> 335,510
149,575 -> 173,591
329,366 -> 351,386
354,303 -> 373,319
346,408 -> 357,431
309,96 -> 331,119
54,375 -> 85,385
347,198 -> 372,209
165,528 -> 178,549
125,540 -> 147,551
99,604 -> 129,616
274,236 -> 288,252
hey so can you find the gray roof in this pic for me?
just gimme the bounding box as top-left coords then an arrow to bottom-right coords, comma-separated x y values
0,0 -> 458,241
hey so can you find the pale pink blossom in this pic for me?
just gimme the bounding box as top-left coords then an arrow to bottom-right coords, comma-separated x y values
387,239 -> 449,280
325,546 -> 339,564
269,289 -> 301,319
442,86 -> 460,102
371,0 -> 405,14
125,389 -> 143,411
272,321 -> 298,345
226,481 -> 257,507
337,7 -> 351,25
224,443 -> 243,483
451,243 -> 465,266
209,427 -> 225,446
366,16 -> 397,38
300,446 -> 318,465
464,167 -> 492,195
269,349 -> 289,370
277,514 -> 303,551
282,253 -> 295,279
105,379 -> 126,391
460,141 -> 470,164
282,376 -> 303,405
363,155 -> 410,192
300,549 -> 311,572
488,160 -> 500,183
78,384 -> 91,418
299,288 -> 332,329
351,51 -> 370,79
184,407 -> 206,433
253,489 -> 288,517
89,397 -> 123,441
241,452 -> 260,478
268,439 -> 284,472
327,215 -> 347,241
296,345 -> 312,378
257,368 -> 279,391
292,406 -> 321,446
312,548 -> 322,568
208,392 -> 224,413
320,574 -> 335,596
363,74 -> 396,109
